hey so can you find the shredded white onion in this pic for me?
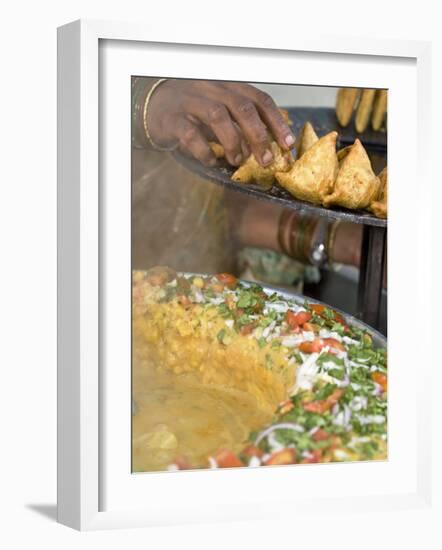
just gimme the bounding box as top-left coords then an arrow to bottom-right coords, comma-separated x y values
254,422 -> 304,446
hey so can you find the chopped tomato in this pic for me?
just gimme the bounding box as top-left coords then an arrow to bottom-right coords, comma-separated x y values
310,304 -> 325,315
211,283 -> 225,293
173,456 -> 191,470
264,448 -> 296,466
303,389 -> 343,414
213,449 -> 243,468
303,399 -> 331,414
333,311 -> 345,325
285,309 -> 299,329
241,445 -> 264,458
240,322 -> 256,335
322,338 -> 345,352
312,428 -> 330,442
371,371 -> 388,392
298,339 -> 325,354
295,311 -> 312,326
302,322 -> 315,333
277,400 -> 294,415
177,295 -> 191,308
300,449 -> 323,464
309,303 -> 345,325
327,388 -> 344,405
216,273 -> 238,288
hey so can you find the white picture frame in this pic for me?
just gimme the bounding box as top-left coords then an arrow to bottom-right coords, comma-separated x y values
57,19 -> 437,532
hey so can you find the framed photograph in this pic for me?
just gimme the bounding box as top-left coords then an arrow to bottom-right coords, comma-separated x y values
57,19 -> 434,531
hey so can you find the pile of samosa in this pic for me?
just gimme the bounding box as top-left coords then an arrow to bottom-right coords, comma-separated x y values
216,120 -> 387,219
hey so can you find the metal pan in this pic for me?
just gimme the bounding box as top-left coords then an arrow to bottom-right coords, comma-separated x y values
184,273 -> 387,349
173,151 -> 387,227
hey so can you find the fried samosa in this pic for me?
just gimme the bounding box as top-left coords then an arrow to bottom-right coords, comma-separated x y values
369,167 -> 388,218
336,88 -> 361,127
371,90 -> 388,131
275,131 -> 338,204
323,139 -> 380,210
209,141 -> 226,159
294,121 -> 319,159
355,89 -> 376,133
232,141 -> 293,187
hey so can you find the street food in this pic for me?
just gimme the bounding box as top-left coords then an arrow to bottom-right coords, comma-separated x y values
336,88 -> 360,127
369,167 -> 388,218
371,90 -> 388,131
132,267 -> 388,471
323,139 -> 380,210
232,141 -> 293,186
355,89 -> 376,133
294,121 -> 319,159
275,131 -> 339,204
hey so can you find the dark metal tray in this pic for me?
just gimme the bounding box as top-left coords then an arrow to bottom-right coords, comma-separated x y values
173,107 -> 387,228
173,152 -> 387,228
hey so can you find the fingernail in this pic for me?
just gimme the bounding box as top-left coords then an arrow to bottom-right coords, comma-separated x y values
285,134 -> 295,147
234,154 -> 243,165
262,149 -> 273,165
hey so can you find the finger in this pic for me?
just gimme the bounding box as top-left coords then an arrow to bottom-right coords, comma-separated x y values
183,96 -> 244,166
173,114 -> 217,166
199,82 -> 273,166
224,83 -> 295,150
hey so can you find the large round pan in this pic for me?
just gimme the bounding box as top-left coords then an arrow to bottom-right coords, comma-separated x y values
184,273 -> 387,349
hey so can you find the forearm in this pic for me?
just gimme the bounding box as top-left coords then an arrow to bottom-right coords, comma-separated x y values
230,196 -> 362,268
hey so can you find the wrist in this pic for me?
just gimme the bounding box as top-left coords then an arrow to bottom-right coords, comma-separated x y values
143,79 -> 179,151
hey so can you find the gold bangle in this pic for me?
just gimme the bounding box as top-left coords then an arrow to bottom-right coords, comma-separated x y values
142,79 -> 178,152
327,219 -> 342,270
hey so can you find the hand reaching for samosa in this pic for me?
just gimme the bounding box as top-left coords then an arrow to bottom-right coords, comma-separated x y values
147,80 -> 296,168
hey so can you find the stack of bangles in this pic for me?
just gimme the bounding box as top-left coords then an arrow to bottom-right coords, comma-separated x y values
278,210 -> 342,269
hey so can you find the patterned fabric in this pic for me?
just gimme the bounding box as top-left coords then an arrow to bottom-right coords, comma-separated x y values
237,247 -> 320,292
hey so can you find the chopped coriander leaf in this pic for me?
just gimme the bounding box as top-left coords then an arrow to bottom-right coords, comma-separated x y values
217,303 -> 231,318
331,322 -> 345,335
217,329 -> 226,344
322,307 -> 335,320
328,368 -> 345,380
317,353 -> 344,367
236,313 -> 252,327
314,383 -> 338,400
258,337 -> 267,349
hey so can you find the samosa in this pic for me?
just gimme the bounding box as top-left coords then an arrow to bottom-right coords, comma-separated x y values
323,139 -> 380,210
371,90 -> 388,131
275,131 -> 338,204
295,121 -> 319,159
355,89 -> 376,133
232,141 -> 293,187
369,167 -> 388,218
336,88 -> 361,127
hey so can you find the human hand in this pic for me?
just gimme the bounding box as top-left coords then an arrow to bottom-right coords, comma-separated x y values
147,80 -> 296,167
